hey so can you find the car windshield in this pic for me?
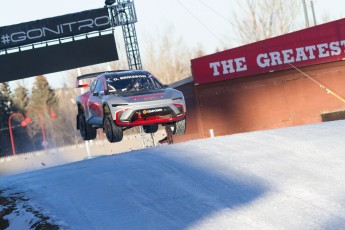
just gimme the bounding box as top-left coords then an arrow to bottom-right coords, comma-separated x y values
106,74 -> 164,94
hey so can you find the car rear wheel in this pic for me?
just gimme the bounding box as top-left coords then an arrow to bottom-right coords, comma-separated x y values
79,114 -> 97,140
104,116 -> 123,143
143,124 -> 159,134
170,118 -> 186,136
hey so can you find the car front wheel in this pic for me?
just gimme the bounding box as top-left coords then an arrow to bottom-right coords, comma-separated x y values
104,116 -> 123,143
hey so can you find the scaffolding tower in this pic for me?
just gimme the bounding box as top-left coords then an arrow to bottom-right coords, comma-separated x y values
108,0 -> 142,70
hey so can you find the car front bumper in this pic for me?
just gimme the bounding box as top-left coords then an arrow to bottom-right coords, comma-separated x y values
113,102 -> 185,127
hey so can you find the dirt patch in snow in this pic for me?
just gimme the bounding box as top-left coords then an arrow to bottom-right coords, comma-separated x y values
0,190 -> 60,230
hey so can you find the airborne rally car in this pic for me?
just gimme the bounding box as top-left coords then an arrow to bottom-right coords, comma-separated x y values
76,70 -> 186,143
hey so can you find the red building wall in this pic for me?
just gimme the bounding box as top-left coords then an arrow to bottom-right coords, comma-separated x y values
195,61 -> 345,138
173,18 -> 345,142
174,58 -> 345,142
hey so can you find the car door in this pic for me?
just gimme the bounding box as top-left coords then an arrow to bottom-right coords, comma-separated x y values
87,78 -> 104,125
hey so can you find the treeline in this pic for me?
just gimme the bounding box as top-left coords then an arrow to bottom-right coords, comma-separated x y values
0,76 -> 83,157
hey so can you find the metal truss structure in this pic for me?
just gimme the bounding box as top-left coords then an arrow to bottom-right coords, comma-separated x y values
108,0 -> 142,70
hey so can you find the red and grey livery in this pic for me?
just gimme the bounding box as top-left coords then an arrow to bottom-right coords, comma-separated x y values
76,70 -> 186,143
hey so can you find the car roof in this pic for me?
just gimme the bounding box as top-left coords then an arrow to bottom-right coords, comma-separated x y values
77,70 -> 151,81
102,70 -> 151,79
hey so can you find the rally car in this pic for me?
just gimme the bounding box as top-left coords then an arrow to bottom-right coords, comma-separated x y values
76,70 -> 186,143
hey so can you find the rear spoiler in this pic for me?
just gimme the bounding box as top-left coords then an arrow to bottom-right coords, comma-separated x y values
75,70 -> 132,88
75,72 -> 105,88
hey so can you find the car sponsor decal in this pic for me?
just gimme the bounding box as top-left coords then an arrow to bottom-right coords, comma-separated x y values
111,75 -> 147,81
142,108 -> 163,115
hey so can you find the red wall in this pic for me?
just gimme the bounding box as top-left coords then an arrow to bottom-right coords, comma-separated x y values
174,61 -> 345,141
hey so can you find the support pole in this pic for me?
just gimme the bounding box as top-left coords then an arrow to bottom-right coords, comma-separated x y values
302,0 -> 310,28
310,1 -> 317,26
38,113 -> 47,150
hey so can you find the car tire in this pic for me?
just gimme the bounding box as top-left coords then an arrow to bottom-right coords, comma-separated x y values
143,124 -> 159,134
170,118 -> 186,136
79,114 -> 97,140
104,116 -> 123,143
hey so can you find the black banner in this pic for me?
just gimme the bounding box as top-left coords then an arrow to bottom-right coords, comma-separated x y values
0,34 -> 118,82
0,8 -> 111,50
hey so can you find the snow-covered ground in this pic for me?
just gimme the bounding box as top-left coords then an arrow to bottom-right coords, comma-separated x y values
1,120 -> 345,229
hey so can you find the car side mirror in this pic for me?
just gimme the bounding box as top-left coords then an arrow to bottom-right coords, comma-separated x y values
93,91 -> 104,97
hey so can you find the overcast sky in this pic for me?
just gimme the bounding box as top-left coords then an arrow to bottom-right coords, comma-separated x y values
1,0 -> 345,52
1,0 -> 345,89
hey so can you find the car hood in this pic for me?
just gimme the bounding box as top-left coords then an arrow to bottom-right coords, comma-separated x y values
104,88 -> 182,105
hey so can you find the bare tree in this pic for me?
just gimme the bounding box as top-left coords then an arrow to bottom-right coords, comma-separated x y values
142,25 -> 205,84
234,0 -> 301,44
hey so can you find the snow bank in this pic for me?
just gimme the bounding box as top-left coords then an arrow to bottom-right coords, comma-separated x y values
1,121 -> 345,229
